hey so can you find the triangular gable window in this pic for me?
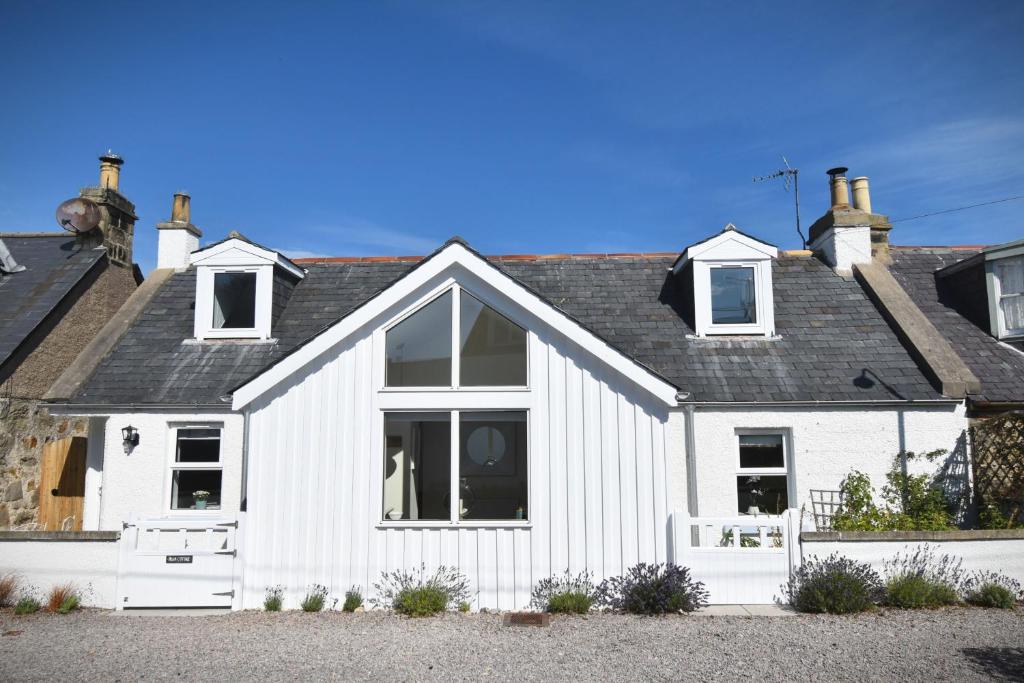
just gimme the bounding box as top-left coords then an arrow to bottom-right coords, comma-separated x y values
385,287 -> 527,388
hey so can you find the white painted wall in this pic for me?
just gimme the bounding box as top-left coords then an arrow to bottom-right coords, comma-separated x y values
685,403 -> 968,519
802,537 -> 1024,587
96,412 -> 244,531
809,225 -> 872,275
0,537 -> 120,608
240,273 -> 675,611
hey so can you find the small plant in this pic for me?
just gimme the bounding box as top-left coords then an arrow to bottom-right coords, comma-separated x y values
57,594 -> 81,614
342,586 -> 362,612
46,583 -> 79,613
783,553 -> 882,614
885,573 -> 959,609
301,584 -> 329,612
458,601 -> 471,613
14,597 -> 41,615
597,563 -> 708,615
0,574 -> 19,608
264,585 -> 283,612
193,490 -> 211,510
373,565 -> 471,617
962,571 -> 1021,609
530,571 -> 597,613
547,591 -> 593,614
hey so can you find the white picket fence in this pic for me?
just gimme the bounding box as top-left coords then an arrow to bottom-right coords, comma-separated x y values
670,509 -> 800,604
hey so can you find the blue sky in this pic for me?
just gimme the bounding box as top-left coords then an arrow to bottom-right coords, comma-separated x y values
1,1 -> 1022,274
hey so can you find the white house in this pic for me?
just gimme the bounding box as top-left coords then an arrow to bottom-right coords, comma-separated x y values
43,169 -> 1011,610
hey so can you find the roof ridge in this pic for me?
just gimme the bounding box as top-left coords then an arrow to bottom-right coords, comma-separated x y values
293,251 -> 681,264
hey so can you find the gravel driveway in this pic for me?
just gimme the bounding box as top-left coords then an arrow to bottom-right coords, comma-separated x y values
2,608 -> 1022,681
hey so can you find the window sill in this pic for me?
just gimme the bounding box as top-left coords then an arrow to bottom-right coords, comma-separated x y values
378,386 -> 531,393
375,520 -> 532,530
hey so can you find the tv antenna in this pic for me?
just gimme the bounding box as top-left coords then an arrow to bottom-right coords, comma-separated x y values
753,157 -> 805,249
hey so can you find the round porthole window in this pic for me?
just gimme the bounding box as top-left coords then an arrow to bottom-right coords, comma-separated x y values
467,426 -> 506,467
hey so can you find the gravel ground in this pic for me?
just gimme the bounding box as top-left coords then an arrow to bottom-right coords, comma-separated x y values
1,607 -> 1022,682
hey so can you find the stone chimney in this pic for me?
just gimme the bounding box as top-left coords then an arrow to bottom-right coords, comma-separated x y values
156,192 -> 202,270
79,151 -> 138,267
808,166 -> 893,273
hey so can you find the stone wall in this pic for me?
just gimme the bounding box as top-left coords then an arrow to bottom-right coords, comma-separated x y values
0,399 -> 86,529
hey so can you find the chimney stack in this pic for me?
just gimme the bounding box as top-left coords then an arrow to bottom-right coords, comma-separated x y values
827,167 -> 850,208
98,151 -> 123,191
851,176 -> 872,213
157,192 -> 202,271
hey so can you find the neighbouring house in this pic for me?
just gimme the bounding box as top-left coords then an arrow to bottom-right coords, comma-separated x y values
0,154 -> 142,531
39,165 -> 1006,610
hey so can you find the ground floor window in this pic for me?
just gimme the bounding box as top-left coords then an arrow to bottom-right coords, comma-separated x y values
382,410 -> 528,522
736,432 -> 789,515
169,426 -> 222,511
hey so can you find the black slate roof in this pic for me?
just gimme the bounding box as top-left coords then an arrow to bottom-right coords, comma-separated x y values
0,234 -> 105,371
890,248 -> 1024,403
69,247 -> 947,405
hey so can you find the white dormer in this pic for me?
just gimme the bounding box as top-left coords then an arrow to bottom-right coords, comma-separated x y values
674,224 -> 778,337
189,233 -> 304,341
984,240 -> 1024,340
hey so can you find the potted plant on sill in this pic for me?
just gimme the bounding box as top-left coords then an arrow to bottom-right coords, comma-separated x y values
193,490 -> 211,510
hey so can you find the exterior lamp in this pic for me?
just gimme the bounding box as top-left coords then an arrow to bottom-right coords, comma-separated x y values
122,425 -> 140,453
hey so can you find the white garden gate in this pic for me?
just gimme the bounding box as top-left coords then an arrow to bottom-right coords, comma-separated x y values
116,515 -> 241,609
670,510 -> 800,604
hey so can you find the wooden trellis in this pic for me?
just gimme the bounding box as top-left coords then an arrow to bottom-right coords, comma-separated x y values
970,411 -> 1024,525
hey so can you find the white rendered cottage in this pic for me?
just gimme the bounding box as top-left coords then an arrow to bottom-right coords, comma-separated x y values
46,177 -> 980,609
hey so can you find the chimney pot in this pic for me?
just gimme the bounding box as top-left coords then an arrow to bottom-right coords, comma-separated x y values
826,166 -> 849,208
98,151 -> 123,191
851,176 -> 872,213
172,192 -> 191,224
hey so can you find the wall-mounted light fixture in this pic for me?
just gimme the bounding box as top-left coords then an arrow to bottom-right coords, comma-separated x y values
121,425 -> 140,453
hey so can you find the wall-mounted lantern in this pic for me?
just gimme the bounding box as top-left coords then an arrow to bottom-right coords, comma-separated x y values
121,425 -> 140,453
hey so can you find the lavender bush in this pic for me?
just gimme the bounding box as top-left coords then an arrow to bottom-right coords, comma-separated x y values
597,563 -> 708,614
372,565 -> 470,616
529,570 -> 598,613
962,571 -> 1022,609
783,554 -> 883,613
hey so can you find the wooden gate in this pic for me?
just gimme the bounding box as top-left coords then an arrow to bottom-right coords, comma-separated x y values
671,510 -> 800,604
38,436 -> 87,531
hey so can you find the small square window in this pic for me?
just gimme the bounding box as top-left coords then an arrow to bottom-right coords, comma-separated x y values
170,426 -> 223,511
213,272 -> 257,329
736,433 -> 789,515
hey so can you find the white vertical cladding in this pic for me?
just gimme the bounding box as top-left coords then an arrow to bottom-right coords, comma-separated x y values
686,403 -> 968,518
240,322 -> 673,610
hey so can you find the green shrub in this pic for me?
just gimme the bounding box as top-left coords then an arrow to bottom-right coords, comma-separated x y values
394,586 -> 449,617
342,586 -> 362,612
597,563 -> 708,614
57,594 -> 81,614
530,571 -> 597,612
783,554 -> 882,614
963,571 -> 1021,609
372,565 -> 470,616
885,574 -> 959,609
458,601 -> 471,613
546,591 -> 593,614
301,584 -> 328,613
14,597 -> 41,615
263,585 -> 283,612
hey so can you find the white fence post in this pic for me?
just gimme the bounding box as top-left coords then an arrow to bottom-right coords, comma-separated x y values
785,508 -> 801,576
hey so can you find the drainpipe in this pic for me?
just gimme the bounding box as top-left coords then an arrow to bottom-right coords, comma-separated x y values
684,404 -> 699,516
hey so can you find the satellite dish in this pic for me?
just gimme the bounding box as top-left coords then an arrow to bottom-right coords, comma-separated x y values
55,197 -> 101,234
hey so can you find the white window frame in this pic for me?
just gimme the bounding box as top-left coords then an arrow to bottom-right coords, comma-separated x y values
697,261 -> 771,336
735,429 -> 792,516
380,281 -> 531,392
988,255 -> 1024,339
193,264 -> 273,340
165,423 -> 224,514
375,281 -> 533,528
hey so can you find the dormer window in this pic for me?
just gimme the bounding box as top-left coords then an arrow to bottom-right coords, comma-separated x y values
674,224 -> 778,337
190,234 -> 304,341
993,255 -> 1024,338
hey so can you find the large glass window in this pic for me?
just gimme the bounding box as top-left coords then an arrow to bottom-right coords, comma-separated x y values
736,433 -> 788,515
996,256 -> 1024,336
212,272 -> 257,329
459,412 -> 528,520
460,293 -> 527,386
384,288 -> 527,388
385,291 -> 453,387
170,427 -> 222,511
711,267 -> 757,325
382,410 -> 528,522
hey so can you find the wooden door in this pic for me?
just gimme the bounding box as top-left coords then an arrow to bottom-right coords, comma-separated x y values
38,436 -> 87,531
